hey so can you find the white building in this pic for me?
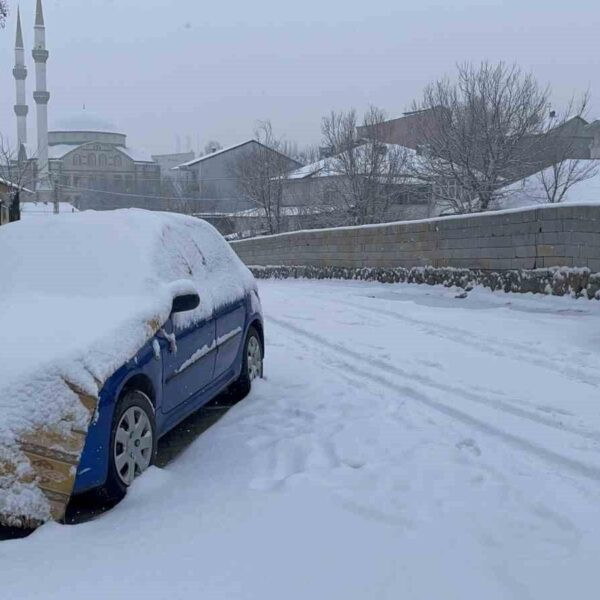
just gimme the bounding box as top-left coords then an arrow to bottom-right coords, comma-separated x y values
10,1 -> 161,210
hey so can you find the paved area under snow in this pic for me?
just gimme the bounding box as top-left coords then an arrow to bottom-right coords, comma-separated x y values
3,279 -> 600,599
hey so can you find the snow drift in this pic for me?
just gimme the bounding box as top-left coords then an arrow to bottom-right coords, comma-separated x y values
0,209 -> 255,526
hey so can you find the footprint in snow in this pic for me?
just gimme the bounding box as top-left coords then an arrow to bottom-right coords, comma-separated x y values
456,438 -> 482,457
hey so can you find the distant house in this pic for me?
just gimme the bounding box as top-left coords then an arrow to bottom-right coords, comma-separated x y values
0,177 -> 33,226
174,140 -> 302,212
588,121 -> 600,159
152,152 -> 195,184
281,144 -> 433,223
359,109 -> 599,181
0,178 -> 14,226
356,107 -> 448,150
512,116 -> 597,179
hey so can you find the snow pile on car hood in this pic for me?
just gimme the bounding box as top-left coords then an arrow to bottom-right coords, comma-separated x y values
0,209 -> 256,524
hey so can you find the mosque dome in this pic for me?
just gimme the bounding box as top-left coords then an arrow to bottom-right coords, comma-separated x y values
48,111 -> 127,148
51,111 -> 119,133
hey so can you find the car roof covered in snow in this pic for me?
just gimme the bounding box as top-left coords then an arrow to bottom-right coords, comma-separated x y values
0,209 -> 254,308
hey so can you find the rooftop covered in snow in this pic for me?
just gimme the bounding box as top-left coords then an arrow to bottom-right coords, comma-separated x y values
498,160 -> 600,208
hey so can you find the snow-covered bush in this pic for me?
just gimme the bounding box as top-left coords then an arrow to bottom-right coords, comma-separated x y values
250,265 -> 600,300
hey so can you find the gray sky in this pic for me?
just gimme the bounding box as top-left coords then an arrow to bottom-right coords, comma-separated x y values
1,0 -> 599,155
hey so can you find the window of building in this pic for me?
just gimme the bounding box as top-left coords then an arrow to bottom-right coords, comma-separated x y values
88,154 -> 97,167
114,155 -> 122,168
73,155 -> 81,166
99,154 -> 107,168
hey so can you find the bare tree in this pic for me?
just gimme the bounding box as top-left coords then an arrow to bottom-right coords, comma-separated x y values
0,135 -> 36,222
229,121 -> 299,235
530,94 -> 599,204
0,1 -> 8,29
159,176 -> 196,214
411,62 -> 551,214
0,136 -> 36,189
202,140 -> 223,156
533,159 -> 599,204
295,144 -> 321,166
321,106 -> 412,225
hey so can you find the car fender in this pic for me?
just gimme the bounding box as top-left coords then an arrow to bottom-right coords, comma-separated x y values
73,339 -> 163,494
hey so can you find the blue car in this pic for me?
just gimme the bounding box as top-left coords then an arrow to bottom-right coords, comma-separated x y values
75,287 -> 264,499
74,237 -> 265,499
0,210 -> 263,525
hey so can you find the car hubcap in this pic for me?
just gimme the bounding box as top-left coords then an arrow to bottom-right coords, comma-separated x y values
114,406 -> 153,486
247,336 -> 262,381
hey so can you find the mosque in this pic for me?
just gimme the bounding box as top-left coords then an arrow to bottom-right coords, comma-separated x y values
11,0 -> 162,209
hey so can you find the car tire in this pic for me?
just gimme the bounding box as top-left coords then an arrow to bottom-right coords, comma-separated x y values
102,390 -> 157,500
227,326 -> 263,403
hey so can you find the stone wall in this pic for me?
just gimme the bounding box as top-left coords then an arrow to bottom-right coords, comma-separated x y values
231,204 -> 600,272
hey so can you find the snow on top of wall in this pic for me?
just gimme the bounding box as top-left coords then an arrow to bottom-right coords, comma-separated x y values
0,177 -> 23,190
20,202 -> 79,217
0,209 -> 255,521
233,205 -> 336,218
231,200 -> 600,245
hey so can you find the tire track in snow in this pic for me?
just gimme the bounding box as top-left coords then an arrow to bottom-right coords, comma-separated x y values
279,282 -> 600,387
333,297 -> 600,390
268,315 -> 600,485
269,305 -> 600,445
263,319 -> 584,543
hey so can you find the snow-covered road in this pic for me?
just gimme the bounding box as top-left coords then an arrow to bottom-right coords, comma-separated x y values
3,279 -> 600,599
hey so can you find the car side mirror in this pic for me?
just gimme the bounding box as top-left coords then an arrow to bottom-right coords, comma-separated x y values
171,293 -> 200,314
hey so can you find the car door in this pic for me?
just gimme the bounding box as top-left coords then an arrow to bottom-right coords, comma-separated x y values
213,298 -> 246,380
160,315 -> 217,413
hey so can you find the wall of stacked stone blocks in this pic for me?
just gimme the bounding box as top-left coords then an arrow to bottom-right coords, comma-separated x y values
231,204 -> 600,272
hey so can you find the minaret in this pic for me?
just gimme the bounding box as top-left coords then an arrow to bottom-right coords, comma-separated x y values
13,7 -> 29,151
32,0 -> 51,199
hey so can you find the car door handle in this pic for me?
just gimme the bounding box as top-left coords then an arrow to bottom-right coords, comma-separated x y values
157,329 -> 178,354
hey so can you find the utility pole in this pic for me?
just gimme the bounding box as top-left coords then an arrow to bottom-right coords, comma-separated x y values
9,190 -> 21,223
52,174 -> 59,214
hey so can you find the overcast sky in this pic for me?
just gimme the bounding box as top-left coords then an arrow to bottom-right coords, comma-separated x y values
1,0 -> 598,155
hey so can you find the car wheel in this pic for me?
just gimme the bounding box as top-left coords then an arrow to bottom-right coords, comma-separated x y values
103,390 -> 157,499
227,326 -> 263,402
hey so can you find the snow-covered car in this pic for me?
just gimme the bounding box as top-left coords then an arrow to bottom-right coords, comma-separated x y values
0,210 -> 263,527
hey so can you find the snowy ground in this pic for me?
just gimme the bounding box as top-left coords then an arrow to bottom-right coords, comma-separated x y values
3,279 -> 600,599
